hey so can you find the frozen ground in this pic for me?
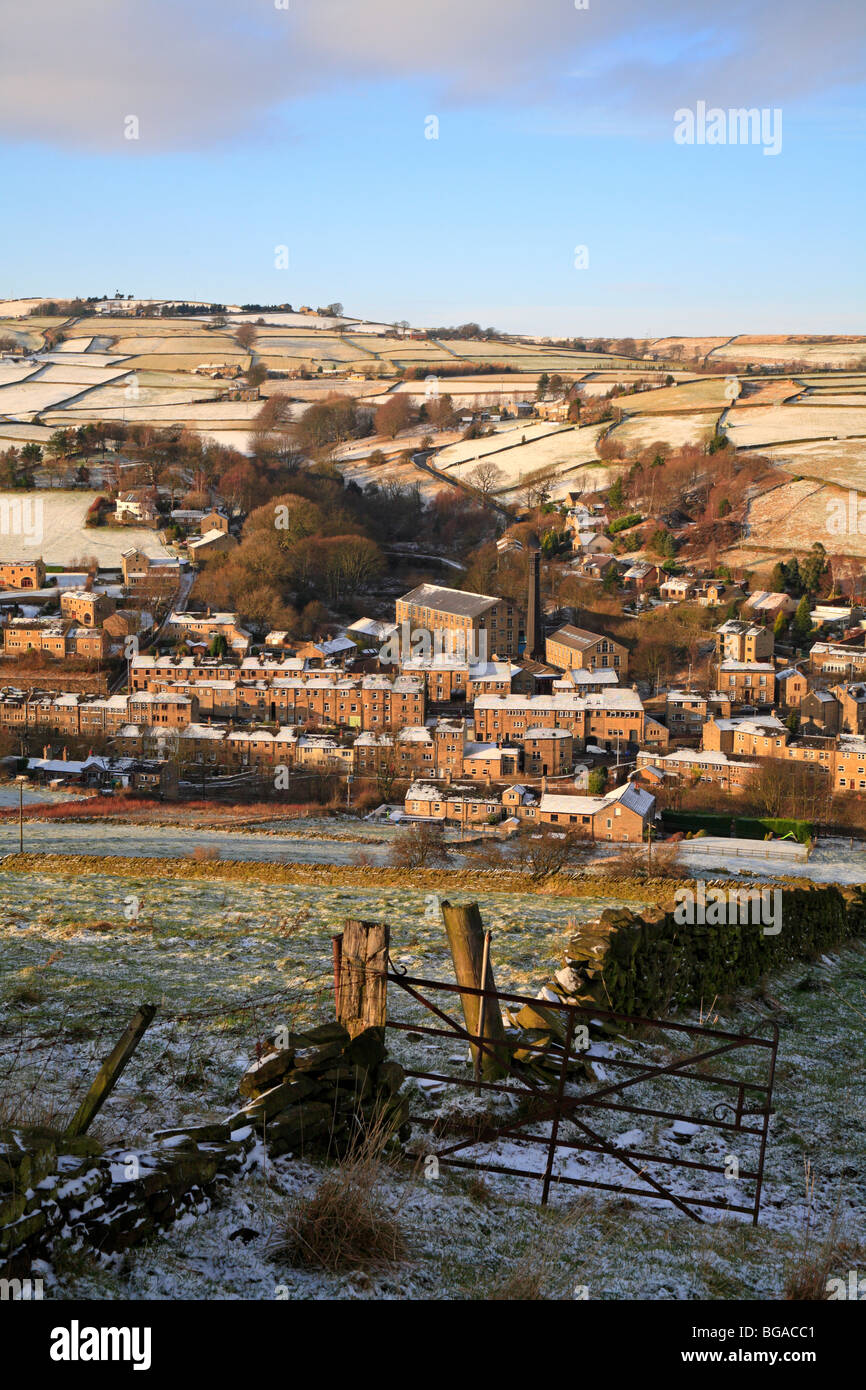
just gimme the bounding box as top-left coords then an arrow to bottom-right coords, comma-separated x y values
678,835 -> 866,885
0,866 -> 631,1133
0,820 -> 406,865
0,490 -> 176,565
610,411 -> 718,451
5,815 -> 864,883
1,861 -> 862,1300
437,423 -> 606,494
710,339 -> 866,368
0,786 -> 71,809
725,403 -> 866,447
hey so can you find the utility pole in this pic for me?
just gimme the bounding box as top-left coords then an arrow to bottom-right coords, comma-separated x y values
18,779 -> 24,853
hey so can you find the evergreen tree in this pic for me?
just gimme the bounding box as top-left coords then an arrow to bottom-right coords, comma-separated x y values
801,542 -> 827,594
608,476 -> 625,511
791,595 -> 812,647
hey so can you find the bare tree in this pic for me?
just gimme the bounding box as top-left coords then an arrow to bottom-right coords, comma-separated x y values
466,460 -> 504,498
376,758 -> 399,803
511,828 -> 584,881
388,822 -> 451,869
746,760 -> 830,825
374,394 -> 414,439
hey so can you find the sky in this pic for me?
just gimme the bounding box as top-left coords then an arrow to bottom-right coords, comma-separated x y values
1,0 -> 864,337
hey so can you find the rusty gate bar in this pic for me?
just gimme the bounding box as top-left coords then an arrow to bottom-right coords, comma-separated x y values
387,970 -> 778,1045
751,1021 -> 779,1224
541,1008 -> 574,1205
385,967 -> 778,1223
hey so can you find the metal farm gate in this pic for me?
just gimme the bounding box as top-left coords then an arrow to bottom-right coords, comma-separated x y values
385,964 -> 778,1224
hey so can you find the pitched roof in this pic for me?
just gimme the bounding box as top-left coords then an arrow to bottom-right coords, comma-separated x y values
399,583 -> 501,618
549,625 -> 614,651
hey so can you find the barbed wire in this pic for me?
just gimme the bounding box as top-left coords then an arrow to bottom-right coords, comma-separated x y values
0,973 -> 338,1137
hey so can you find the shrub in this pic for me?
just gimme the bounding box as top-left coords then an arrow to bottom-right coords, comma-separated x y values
608,512 -> 643,535
604,844 -> 680,880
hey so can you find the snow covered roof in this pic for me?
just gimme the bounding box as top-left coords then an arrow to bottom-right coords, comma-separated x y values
307,636 -> 356,656
473,689 -> 642,713
27,758 -> 87,774
396,726 -> 432,743
463,742 -> 515,759
345,617 -> 398,641
713,715 -> 786,734
718,660 -> 775,673
188,529 -> 230,550
605,780 -> 655,817
646,748 -> 752,769
399,583 -> 500,618
553,668 -> 620,689
716,619 -> 764,635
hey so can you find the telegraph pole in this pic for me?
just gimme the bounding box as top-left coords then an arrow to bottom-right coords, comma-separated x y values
17,777 -> 25,853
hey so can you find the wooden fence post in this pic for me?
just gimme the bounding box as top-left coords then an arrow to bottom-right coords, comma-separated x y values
332,933 -> 343,1015
66,1004 -> 157,1138
337,919 -> 389,1039
440,900 -> 508,1080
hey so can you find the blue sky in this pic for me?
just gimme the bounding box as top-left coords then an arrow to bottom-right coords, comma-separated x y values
1,1 -> 864,336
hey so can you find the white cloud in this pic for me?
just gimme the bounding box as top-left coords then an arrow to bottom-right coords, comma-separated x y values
0,0 -> 863,151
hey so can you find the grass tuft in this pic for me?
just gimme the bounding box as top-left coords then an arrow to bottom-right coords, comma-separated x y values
268,1110 -> 407,1273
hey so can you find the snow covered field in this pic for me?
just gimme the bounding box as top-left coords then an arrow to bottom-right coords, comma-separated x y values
683,835 -> 866,885
765,437 -> 866,491
725,403 -> 866,447
0,821 -> 401,865
436,422 -> 606,494
710,339 -> 866,368
611,411 -> 718,451
0,490 -> 175,565
433,420 -> 566,470
1,860 -> 862,1300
